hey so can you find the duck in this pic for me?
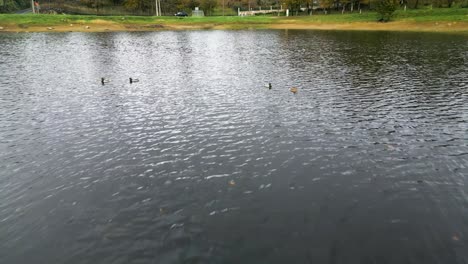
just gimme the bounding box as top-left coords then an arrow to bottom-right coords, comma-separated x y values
290,87 -> 298,94
265,83 -> 272,89
101,78 -> 110,85
129,78 -> 139,84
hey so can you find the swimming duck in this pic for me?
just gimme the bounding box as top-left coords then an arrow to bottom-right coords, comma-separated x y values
101,78 -> 110,85
265,83 -> 272,89
129,78 -> 139,84
290,87 -> 298,94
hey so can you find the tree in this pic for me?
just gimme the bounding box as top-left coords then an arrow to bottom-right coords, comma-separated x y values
285,0 -> 304,14
176,0 -> 198,12
318,0 -> 334,13
1,0 -> 30,12
375,0 -> 396,21
124,0 -> 139,10
123,0 -> 152,13
200,0 -> 216,15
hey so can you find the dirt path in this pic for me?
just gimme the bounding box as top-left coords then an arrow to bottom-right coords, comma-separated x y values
1,20 -> 467,33
269,21 -> 468,33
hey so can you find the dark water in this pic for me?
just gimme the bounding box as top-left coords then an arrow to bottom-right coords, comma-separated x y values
0,30 -> 467,264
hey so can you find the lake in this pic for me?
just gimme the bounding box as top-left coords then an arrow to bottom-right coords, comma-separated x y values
0,30 -> 467,264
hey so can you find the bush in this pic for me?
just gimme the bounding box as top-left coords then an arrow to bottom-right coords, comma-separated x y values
375,0 -> 397,21
0,0 -> 28,13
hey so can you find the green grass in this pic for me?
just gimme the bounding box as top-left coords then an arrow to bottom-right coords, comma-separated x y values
0,14 -> 177,25
276,7 -> 468,22
0,7 -> 466,27
0,13 -> 283,27
393,7 -> 468,21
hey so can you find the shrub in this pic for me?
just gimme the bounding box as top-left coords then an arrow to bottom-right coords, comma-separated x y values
375,0 -> 397,21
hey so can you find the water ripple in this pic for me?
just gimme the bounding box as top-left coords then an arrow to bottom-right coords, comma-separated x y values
0,30 -> 467,264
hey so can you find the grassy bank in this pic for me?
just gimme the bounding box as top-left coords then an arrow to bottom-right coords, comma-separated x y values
0,8 -> 467,33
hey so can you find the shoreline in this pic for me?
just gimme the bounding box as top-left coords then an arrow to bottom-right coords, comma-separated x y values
0,15 -> 467,33
269,21 -> 468,32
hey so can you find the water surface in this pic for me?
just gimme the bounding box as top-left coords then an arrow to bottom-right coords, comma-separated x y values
0,30 -> 467,264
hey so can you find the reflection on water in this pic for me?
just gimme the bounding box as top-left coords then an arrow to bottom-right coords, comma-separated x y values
0,30 -> 467,264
